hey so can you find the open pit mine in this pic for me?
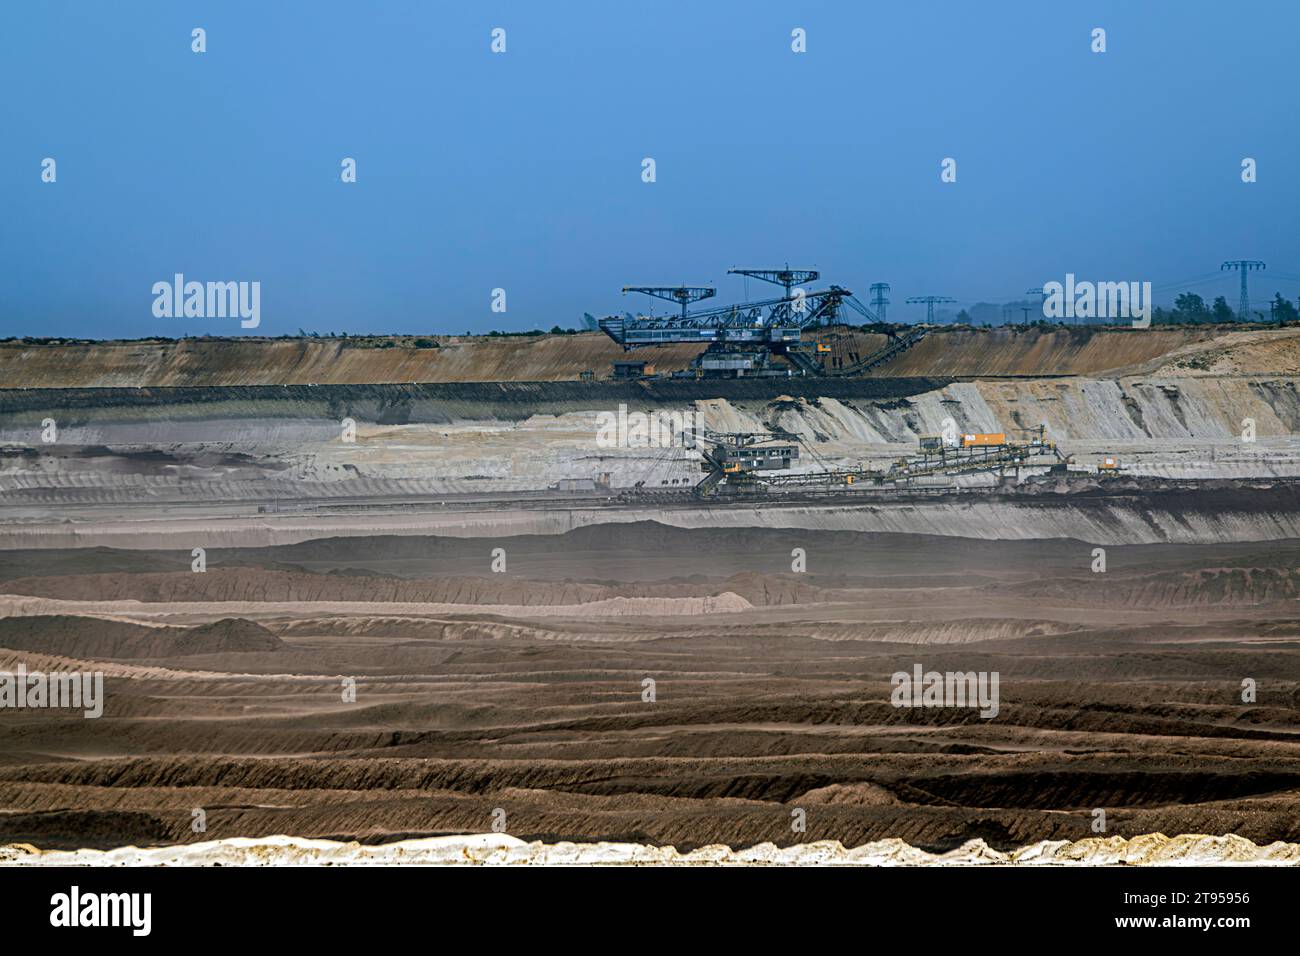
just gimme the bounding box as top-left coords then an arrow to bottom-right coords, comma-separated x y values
1,322 -> 1299,865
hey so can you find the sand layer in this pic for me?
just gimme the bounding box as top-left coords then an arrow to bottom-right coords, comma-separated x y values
4,832 -> 1298,866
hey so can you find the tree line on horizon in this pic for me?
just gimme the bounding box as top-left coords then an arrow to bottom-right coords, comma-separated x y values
6,293 -> 1300,346
946,291 -> 1300,327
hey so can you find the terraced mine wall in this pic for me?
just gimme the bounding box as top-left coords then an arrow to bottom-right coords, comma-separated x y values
4,376 -> 1299,443
766,377 -> 1300,442
0,378 -> 949,430
0,325 -> 1253,387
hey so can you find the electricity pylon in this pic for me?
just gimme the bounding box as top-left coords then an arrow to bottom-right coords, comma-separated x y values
1221,260 -> 1266,320
869,282 -> 891,323
905,296 -> 956,323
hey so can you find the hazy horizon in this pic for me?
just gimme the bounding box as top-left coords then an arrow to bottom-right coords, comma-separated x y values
4,0 -> 1299,338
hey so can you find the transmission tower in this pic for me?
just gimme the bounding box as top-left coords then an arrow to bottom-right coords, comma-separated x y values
1221,260 -> 1266,320
906,295 -> 956,324
622,285 -> 715,319
869,282 -> 891,323
727,266 -> 819,297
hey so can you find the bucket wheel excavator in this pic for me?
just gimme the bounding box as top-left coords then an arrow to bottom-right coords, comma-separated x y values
597,265 -> 925,378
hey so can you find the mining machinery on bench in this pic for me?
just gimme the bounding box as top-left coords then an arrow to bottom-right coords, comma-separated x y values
691,427 -> 1068,498
696,430 -> 876,496
886,427 -> 1070,483
599,266 -> 926,378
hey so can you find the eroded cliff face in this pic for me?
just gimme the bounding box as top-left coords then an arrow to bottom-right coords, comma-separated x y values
704,377 -> 1300,442
1,374 -> 1299,549
3,375 -> 1295,440
2,324 -> 1294,387
0,335 -> 702,387
4,376 -> 1300,498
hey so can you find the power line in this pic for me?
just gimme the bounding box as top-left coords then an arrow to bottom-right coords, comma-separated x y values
1151,271 -> 1227,292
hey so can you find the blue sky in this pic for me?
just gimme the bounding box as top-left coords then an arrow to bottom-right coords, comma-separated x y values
2,0 -> 1299,338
